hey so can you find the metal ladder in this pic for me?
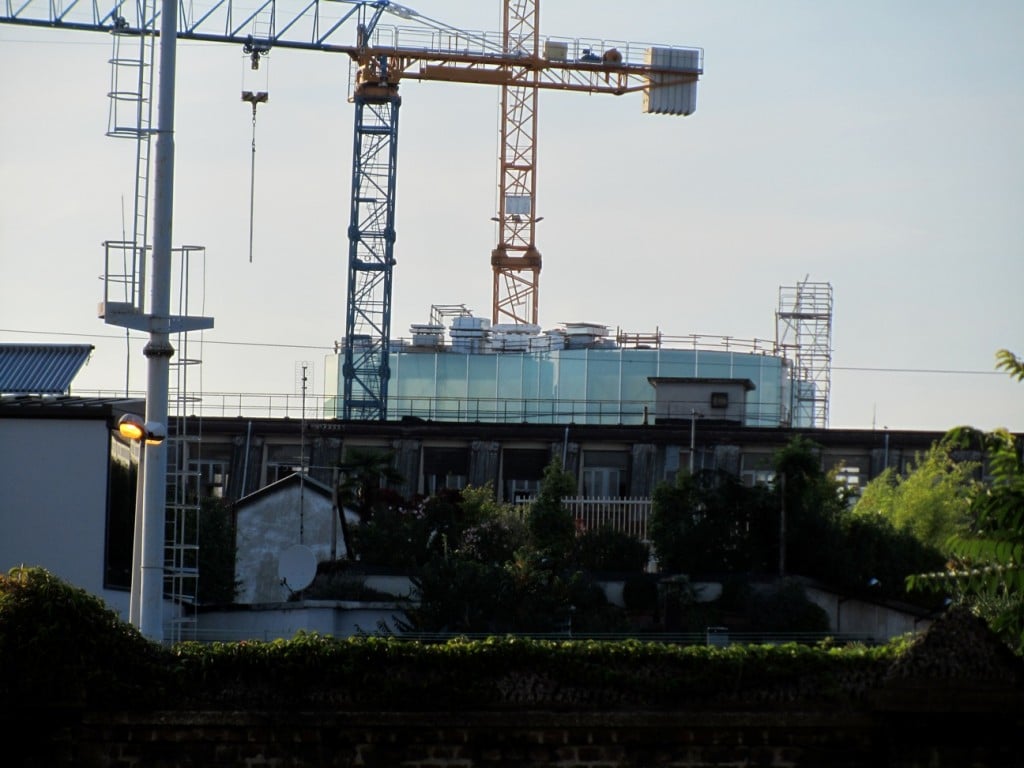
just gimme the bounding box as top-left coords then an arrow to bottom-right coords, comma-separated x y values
105,12 -> 206,642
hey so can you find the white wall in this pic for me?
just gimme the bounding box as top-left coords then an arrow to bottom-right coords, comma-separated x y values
0,417 -> 128,617
235,483 -> 356,604
196,601 -> 409,642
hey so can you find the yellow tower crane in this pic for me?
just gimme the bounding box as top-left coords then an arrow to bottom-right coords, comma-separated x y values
352,0 -> 701,328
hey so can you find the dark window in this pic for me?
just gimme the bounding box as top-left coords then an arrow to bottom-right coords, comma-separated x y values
104,434 -> 138,590
502,448 -> 550,502
710,391 -> 729,409
423,446 -> 470,495
266,443 -> 304,484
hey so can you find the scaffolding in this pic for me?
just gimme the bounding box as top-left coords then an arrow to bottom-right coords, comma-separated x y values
775,280 -> 833,428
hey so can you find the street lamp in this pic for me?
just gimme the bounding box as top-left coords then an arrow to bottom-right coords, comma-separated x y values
117,414 -> 165,635
118,413 -> 166,445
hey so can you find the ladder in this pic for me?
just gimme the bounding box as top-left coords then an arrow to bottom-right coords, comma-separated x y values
104,13 -> 207,642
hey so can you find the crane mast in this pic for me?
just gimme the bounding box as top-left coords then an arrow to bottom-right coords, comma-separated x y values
492,0 -> 541,327
343,7 -> 401,421
1,0 -> 702,422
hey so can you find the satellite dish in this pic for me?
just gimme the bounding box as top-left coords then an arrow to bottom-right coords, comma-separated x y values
278,544 -> 317,593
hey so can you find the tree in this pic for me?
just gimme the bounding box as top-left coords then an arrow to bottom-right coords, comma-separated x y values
526,457 -> 577,564
648,469 -> 774,574
335,448 -> 404,524
773,435 -> 847,580
197,498 -> 240,604
909,349 -> 1024,653
851,442 -> 978,551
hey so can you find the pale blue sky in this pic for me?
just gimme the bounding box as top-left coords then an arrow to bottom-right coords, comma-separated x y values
1,1 -> 1021,431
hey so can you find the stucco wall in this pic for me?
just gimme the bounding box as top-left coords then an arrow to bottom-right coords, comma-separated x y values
0,418 -> 124,612
234,480 -> 357,603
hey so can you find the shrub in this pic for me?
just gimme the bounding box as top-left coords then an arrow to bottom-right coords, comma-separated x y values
0,566 -> 170,709
574,526 -> 650,573
622,575 -> 659,613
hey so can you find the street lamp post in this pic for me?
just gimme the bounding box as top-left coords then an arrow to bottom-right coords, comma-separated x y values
117,414 -> 166,632
100,0 -> 211,643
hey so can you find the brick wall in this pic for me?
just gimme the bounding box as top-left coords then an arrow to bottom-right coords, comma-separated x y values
16,706 -> 1022,768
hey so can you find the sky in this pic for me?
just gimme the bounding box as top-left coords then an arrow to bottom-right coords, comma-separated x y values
1,0 -> 1022,432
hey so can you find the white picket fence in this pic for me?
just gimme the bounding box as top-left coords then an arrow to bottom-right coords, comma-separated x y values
561,497 -> 652,541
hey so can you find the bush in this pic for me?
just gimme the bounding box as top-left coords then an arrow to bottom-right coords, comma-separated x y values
574,526 -> 650,573
0,566 -> 169,709
622,575 -> 659,613
746,578 -> 831,633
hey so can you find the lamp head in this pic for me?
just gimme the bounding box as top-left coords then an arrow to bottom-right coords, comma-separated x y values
117,414 -> 166,445
118,414 -> 146,442
143,421 -> 166,445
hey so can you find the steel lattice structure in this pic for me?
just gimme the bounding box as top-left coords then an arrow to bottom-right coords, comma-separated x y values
2,0 -> 702,420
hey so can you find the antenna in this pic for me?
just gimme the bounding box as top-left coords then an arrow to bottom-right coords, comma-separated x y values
296,361 -> 311,542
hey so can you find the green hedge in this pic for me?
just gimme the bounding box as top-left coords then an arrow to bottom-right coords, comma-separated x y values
1,567 -> 909,713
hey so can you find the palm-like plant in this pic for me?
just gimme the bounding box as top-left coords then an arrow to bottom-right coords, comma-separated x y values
909,350 -> 1024,652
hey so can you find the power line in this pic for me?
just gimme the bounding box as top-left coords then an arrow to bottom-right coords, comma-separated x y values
0,327 -> 332,352
832,366 -> 1002,376
0,327 -> 1008,376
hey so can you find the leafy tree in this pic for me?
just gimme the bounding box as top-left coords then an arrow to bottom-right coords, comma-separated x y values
909,349 -> 1024,653
774,435 -> 847,580
455,484 -> 530,565
526,457 -> 577,563
648,470 -> 701,573
851,442 -> 978,551
197,497 -> 240,604
648,469 -> 774,574
350,498 -> 430,570
336,448 -> 404,524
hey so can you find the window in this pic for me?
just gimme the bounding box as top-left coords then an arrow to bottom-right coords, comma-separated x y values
710,391 -> 729,409
193,459 -> 229,499
265,443 -> 305,485
582,450 -> 629,497
422,446 -> 469,496
825,454 -> 870,497
741,452 -> 775,487
104,434 -> 138,590
502,448 -> 550,502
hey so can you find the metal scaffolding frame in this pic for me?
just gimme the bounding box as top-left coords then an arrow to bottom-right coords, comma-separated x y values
776,280 -> 833,428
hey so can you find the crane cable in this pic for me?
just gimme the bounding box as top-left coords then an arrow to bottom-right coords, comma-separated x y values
241,41 -> 269,263
241,91 -> 268,263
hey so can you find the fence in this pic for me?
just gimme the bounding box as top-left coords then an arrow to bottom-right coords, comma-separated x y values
560,496 -> 652,541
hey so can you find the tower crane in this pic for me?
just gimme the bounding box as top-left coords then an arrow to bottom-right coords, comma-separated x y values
0,0 -> 703,422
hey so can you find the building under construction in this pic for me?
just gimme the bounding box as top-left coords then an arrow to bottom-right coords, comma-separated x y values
325,280 -> 834,430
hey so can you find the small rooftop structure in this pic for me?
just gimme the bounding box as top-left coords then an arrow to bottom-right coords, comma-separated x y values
0,343 -> 94,395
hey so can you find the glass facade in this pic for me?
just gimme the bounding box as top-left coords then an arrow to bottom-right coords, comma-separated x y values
329,347 -> 798,427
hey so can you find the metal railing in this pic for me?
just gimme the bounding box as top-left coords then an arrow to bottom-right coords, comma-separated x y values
75,388 -> 787,426
562,497 -> 651,541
